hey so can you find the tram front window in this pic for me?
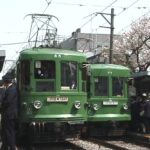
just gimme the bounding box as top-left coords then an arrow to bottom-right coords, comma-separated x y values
34,60 -> 56,92
61,61 -> 77,90
112,77 -> 124,96
94,77 -> 108,96
34,60 -> 55,79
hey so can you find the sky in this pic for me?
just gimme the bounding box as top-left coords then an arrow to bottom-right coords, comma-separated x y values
0,0 -> 150,78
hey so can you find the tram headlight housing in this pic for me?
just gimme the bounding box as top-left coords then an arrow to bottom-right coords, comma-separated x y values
93,104 -> 99,111
123,104 -> 128,110
74,101 -> 81,109
33,100 -> 42,109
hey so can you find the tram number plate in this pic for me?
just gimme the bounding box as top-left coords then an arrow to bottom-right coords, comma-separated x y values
103,101 -> 118,105
47,97 -> 68,102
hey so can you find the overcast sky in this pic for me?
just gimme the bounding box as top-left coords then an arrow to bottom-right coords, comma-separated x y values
0,0 -> 150,78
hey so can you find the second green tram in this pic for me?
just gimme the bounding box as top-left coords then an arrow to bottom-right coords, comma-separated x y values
86,64 -> 131,136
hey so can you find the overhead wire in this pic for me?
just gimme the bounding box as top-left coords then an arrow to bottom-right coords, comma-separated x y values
77,0 -> 118,52
1,0 -> 53,75
0,41 -> 29,46
42,0 -> 150,10
118,9 -> 150,34
116,0 -> 140,16
91,0 -> 143,52
80,0 -> 118,29
115,0 -> 150,33
43,0 -> 53,14
99,0 -> 141,30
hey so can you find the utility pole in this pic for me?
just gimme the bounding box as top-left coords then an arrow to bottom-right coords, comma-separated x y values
109,8 -> 114,64
99,8 -> 115,64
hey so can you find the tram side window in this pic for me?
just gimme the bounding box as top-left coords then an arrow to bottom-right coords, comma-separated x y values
61,61 -> 77,90
20,60 -> 30,90
34,60 -> 55,79
112,77 -> 124,96
82,64 -> 87,92
94,77 -> 108,96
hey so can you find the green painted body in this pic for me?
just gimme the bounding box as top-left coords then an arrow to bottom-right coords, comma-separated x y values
17,48 -> 87,123
87,64 -> 131,122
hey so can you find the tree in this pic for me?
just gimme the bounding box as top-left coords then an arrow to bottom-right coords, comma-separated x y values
113,16 -> 150,72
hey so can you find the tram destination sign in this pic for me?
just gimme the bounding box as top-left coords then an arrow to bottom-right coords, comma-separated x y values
47,96 -> 68,102
103,100 -> 118,105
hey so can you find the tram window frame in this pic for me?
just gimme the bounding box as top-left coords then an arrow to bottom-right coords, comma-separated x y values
61,61 -> 77,90
82,63 -> 88,92
94,76 -> 108,96
20,60 -> 30,91
34,60 -> 56,92
34,60 -> 56,79
112,77 -> 124,97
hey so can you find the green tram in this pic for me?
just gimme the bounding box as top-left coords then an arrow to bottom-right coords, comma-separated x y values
17,48 -> 87,142
86,64 -> 131,136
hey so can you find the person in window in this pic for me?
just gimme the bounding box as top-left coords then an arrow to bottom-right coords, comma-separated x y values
36,66 -> 49,79
0,74 -> 18,150
42,66 -> 49,78
70,80 -> 76,89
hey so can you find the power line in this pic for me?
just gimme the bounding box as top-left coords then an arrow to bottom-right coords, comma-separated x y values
116,0 -> 140,16
0,41 -> 28,46
48,1 -> 148,9
96,0 -> 141,30
80,0 -> 118,29
98,0 -> 142,34
0,1 -> 54,76
52,2 -> 107,7
43,0 -> 53,14
118,9 -> 150,34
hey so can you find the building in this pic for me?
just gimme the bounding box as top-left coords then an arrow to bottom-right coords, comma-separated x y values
60,28 -> 120,63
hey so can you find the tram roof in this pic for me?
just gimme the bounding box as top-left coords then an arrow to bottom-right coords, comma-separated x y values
90,64 -> 130,70
89,64 -> 130,77
20,48 -> 85,55
19,48 -> 87,62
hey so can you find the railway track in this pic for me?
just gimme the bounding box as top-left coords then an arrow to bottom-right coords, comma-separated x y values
17,141 -> 86,150
1,134 -> 149,150
85,137 -> 150,150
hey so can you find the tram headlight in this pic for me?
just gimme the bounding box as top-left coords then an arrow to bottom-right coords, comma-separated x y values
123,104 -> 128,110
74,101 -> 81,109
33,100 -> 42,109
93,104 -> 99,111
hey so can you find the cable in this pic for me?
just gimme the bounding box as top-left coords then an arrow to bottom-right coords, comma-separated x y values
118,9 -> 150,34
95,0 -> 143,42
0,0 -> 54,77
117,0 -> 140,16
76,1 -> 118,53
100,0 -> 141,29
51,2 -> 105,7
80,0 -> 118,29
43,0 -> 53,14
0,41 -> 28,46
